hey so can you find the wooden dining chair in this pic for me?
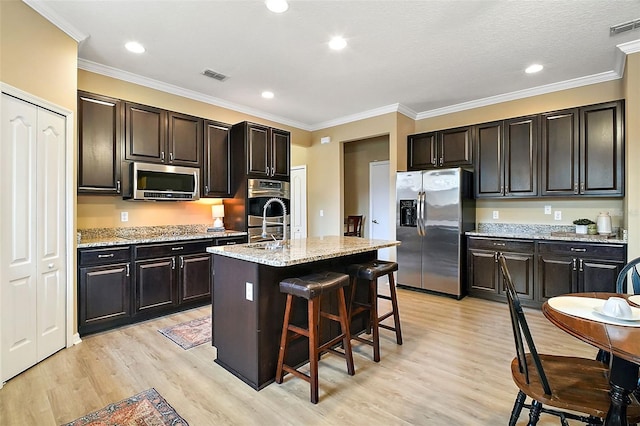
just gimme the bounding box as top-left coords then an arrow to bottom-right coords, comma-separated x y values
617,256 -> 640,294
497,254 -> 640,426
344,215 -> 363,237
596,256 -> 640,364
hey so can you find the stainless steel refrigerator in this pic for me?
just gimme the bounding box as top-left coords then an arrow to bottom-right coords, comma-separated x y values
396,168 -> 475,298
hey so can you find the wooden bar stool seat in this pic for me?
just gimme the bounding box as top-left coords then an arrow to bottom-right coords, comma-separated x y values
275,271 -> 355,404
347,260 -> 403,362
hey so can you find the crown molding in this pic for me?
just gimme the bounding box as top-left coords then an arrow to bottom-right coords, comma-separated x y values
309,103 -> 416,132
78,59 -> 312,131
415,71 -> 621,120
23,0 -> 88,43
613,38 -> 640,76
618,38 -> 640,55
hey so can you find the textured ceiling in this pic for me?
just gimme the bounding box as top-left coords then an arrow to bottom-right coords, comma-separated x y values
27,0 -> 640,130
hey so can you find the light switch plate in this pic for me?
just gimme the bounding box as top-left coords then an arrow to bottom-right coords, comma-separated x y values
245,282 -> 253,301
121,211 -> 128,222
554,211 -> 562,220
544,205 -> 552,215
492,210 -> 499,219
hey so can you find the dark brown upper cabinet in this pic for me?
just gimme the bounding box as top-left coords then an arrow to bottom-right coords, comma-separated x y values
407,126 -> 472,170
580,101 -> 624,196
474,116 -> 538,198
167,111 -> 203,167
77,91 -> 123,195
232,122 -> 291,180
540,108 -> 579,196
541,101 -> 624,197
125,103 -> 202,167
203,120 -> 233,198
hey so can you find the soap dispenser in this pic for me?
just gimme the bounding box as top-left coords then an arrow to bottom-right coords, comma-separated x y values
596,212 -> 612,235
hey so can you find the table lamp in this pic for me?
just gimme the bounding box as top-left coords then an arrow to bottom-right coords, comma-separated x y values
210,204 -> 225,232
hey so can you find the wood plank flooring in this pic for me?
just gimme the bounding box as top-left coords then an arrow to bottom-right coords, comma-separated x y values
0,289 -> 599,425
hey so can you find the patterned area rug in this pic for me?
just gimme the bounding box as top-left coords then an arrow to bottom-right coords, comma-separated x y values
158,315 -> 212,350
62,388 -> 189,425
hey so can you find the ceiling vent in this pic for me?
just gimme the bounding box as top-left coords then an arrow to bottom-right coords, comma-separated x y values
610,18 -> 640,35
202,69 -> 228,82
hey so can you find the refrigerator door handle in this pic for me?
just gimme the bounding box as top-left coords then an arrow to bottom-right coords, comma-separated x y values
418,191 -> 426,236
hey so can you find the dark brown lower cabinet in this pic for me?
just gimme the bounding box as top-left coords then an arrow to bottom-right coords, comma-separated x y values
467,237 -> 627,308
135,257 -> 178,313
467,237 -> 535,306
78,246 -> 132,335
78,236 -> 247,336
537,241 -> 626,302
133,239 -> 214,318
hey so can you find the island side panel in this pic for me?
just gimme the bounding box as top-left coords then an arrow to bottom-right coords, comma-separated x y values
212,255 -> 260,388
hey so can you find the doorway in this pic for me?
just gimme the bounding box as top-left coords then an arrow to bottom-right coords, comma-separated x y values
343,135 -> 390,238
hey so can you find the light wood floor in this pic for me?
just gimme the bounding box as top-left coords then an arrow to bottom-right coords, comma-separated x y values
1,289 -> 599,425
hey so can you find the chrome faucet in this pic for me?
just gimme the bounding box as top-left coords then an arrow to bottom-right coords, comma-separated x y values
261,197 -> 287,243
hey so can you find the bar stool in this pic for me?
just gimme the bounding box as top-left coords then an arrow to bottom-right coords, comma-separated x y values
347,260 -> 403,362
275,271 -> 355,404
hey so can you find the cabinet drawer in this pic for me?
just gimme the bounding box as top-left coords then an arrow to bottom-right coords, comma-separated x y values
79,246 -> 131,266
538,242 -> 626,260
215,236 -> 247,246
468,237 -> 534,253
135,239 -> 213,259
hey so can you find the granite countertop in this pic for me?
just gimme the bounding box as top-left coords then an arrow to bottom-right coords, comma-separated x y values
466,223 -> 627,244
78,225 -> 247,248
207,235 -> 400,267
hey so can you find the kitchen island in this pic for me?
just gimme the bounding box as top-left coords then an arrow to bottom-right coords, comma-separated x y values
207,236 -> 400,389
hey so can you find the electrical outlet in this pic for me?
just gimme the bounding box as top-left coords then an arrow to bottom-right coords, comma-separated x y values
544,205 -> 552,215
492,210 -> 499,219
245,282 -> 253,301
319,209 -> 324,217
554,211 -> 562,220
121,211 -> 128,222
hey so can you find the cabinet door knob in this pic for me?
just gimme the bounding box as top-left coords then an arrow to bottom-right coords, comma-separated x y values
171,246 -> 184,251
574,183 -> 579,194
180,256 -> 184,269
126,264 -> 130,277
171,258 -> 176,270
161,151 -> 165,161
116,180 -> 121,193
169,152 -> 174,162
98,253 -> 115,258
48,263 -> 54,269
570,248 -> 586,252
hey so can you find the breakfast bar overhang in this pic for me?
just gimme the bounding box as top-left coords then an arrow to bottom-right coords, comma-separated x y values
207,236 -> 400,390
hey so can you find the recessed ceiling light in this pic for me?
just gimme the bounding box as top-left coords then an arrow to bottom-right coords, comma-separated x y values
525,64 -> 543,74
125,41 -> 145,54
329,36 -> 347,51
265,0 -> 288,13
262,91 -> 274,99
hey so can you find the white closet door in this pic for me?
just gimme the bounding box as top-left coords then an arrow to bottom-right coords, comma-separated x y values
35,107 -> 66,360
1,94 -> 66,382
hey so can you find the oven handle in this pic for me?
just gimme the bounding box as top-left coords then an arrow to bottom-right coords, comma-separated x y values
247,190 -> 288,198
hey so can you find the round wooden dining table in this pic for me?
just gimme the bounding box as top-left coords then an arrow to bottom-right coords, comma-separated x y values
543,292 -> 640,426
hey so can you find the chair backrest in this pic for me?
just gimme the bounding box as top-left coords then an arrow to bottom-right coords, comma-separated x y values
497,254 -> 552,396
616,256 -> 640,294
344,215 -> 363,237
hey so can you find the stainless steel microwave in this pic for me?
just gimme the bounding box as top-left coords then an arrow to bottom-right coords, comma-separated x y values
124,162 -> 199,201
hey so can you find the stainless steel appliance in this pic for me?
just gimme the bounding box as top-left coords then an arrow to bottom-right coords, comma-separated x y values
396,168 -> 475,298
246,178 -> 290,243
123,162 -> 200,201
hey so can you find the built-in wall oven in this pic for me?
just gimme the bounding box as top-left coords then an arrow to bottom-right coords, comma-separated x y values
247,178 -> 290,243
